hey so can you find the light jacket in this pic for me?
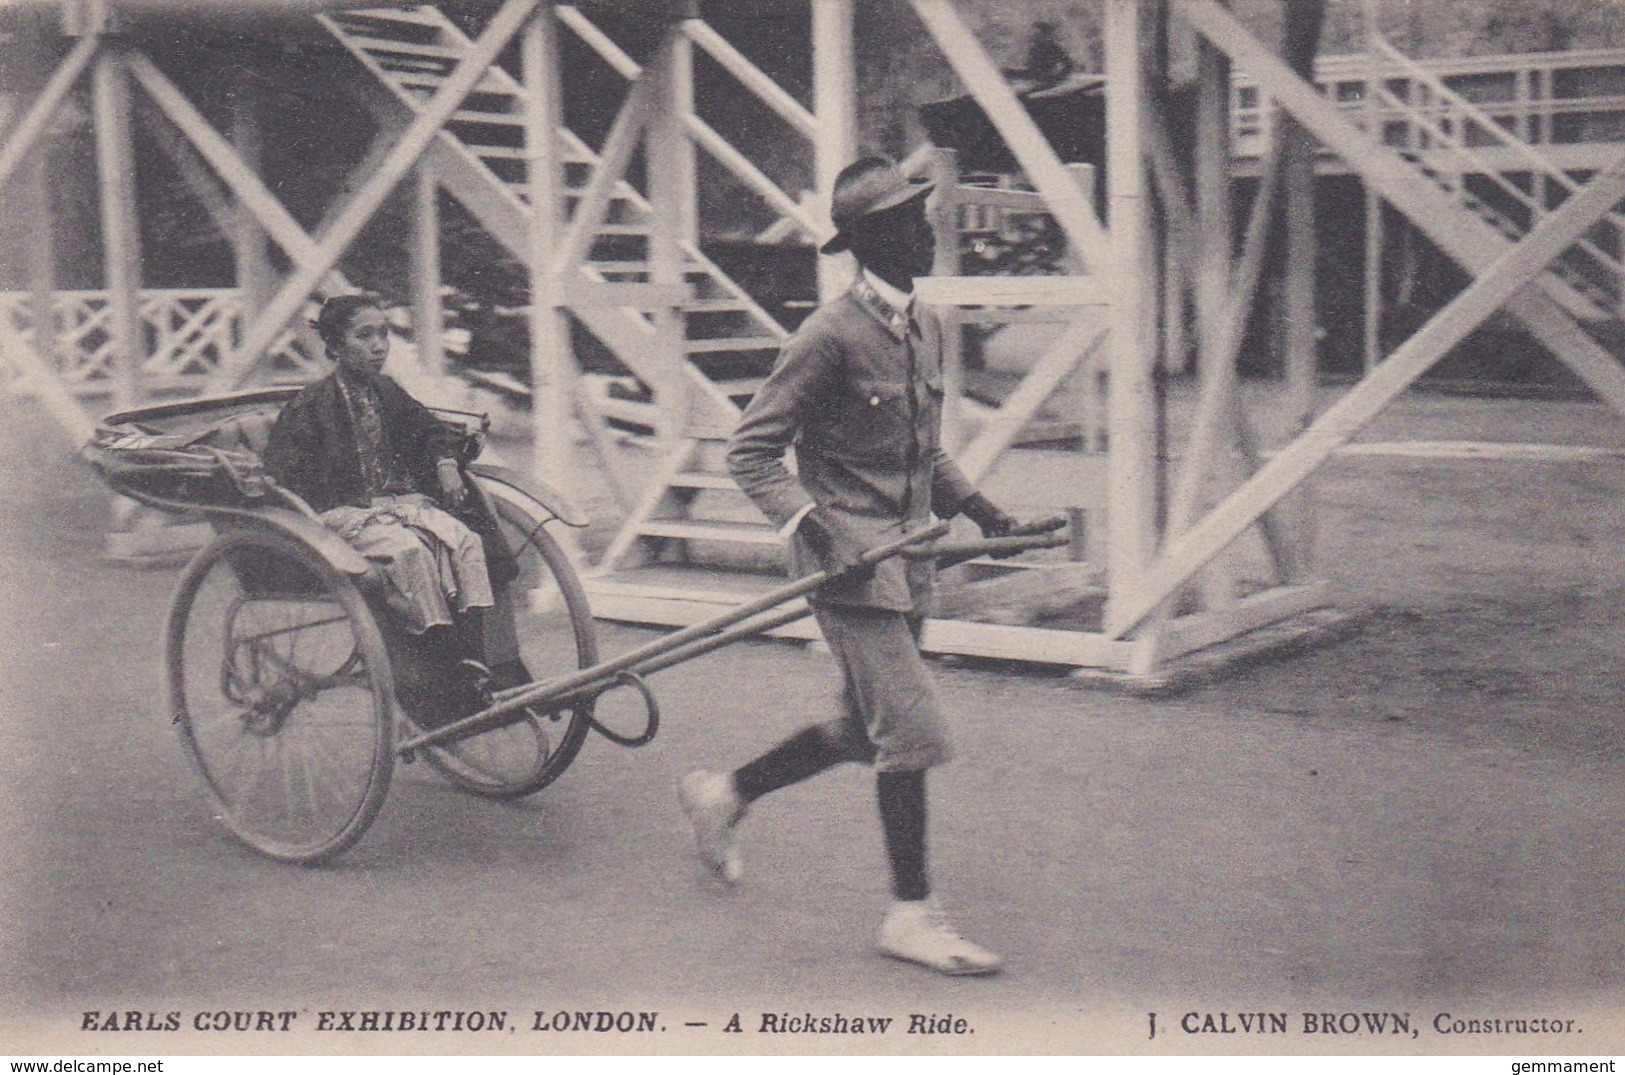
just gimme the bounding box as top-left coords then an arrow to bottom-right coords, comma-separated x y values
728,274 -> 979,611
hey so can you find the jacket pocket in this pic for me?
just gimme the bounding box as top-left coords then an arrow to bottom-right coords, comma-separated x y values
842,377 -> 912,469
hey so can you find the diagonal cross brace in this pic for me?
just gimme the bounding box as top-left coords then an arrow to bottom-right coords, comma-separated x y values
1105,150 -> 1625,640
0,36 -> 100,190
205,0 -> 540,392
1166,133 -> 1288,556
910,0 -> 1110,273
955,312 -> 1108,484
1180,0 -> 1625,418
127,53 -> 344,289
550,36 -> 667,280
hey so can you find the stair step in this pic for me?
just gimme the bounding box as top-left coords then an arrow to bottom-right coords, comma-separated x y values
354,37 -> 465,60
686,337 -> 781,355
453,107 -> 524,125
465,144 -> 528,160
712,376 -> 767,397
669,472 -> 741,491
638,520 -> 782,545
685,299 -> 754,313
324,9 -> 793,410
394,71 -> 513,97
515,181 -> 633,199
329,15 -> 445,43
333,8 -> 448,30
587,261 -> 710,279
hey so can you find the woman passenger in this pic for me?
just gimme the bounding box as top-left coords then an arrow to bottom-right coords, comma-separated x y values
264,294 -> 509,721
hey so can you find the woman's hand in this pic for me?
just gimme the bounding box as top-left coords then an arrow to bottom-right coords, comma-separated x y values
437,458 -> 468,509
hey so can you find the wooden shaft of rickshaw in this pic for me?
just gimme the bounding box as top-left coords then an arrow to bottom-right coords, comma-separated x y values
450,532 -> 1072,723
396,520 -> 950,754
506,601 -> 821,722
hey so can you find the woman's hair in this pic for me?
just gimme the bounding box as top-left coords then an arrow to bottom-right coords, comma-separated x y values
312,293 -> 385,348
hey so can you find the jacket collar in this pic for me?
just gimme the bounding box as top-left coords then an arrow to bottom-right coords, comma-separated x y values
849,271 -> 912,341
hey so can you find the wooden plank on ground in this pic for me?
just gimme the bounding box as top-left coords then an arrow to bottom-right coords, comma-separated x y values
933,561 -> 1105,625
1160,582 -> 1331,661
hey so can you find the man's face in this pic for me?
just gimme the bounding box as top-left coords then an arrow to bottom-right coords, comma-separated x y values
333,306 -> 390,376
849,193 -> 935,284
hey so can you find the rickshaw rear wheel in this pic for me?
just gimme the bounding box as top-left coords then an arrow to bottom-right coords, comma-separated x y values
415,487 -> 598,800
167,525 -> 395,864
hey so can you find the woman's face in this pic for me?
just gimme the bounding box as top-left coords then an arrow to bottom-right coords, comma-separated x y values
332,306 -> 390,376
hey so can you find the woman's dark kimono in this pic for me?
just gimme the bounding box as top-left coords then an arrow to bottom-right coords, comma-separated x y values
263,369 -> 518,589
264,368 -> 521,724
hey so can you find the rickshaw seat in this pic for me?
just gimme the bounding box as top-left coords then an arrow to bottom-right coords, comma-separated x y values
207,410 -> 276,457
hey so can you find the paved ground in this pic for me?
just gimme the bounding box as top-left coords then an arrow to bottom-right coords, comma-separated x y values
3,388 -> 1625,1056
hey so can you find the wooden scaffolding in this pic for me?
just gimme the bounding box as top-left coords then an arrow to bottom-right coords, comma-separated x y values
3,0 -> 1624,681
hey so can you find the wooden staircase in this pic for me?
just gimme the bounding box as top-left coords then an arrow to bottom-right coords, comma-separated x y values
319,5 -> 791,576
1367,36 -> 1623,329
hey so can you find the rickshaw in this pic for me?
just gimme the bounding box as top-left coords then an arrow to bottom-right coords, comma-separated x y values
84,388 -> 1061,865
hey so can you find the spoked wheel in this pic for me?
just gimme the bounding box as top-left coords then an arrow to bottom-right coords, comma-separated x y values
416,485 -> 598,800
167,526 -> 395,863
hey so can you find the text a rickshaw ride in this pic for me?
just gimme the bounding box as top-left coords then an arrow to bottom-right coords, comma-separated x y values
85,389 -> 1065,865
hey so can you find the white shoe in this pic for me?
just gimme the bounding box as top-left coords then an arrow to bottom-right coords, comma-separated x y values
678,770 -> 745,884
876,899 -> 1003,976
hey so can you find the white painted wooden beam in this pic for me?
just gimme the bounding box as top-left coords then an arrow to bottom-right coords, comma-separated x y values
1180,0 -> 1625,418
556,4 -> 641,80
550,55 -> 660,278
1180,28 -> 1237,611
93,44 -> 143,408
683,112 -> 822,239
649,20 -> 693,448
1278,0 -> 1327,582
227,81 -> 273,318
0,37 -> 99,190
812,0 -> 856,301
525,3 -> 576,505
910,0 -> 1111,273
1160,581 -> 1332,661
1105,149 -> 1625,638
410,162 -> 444,376
914,276 -> 1107,307
683,19 -> 818,141
1103,0 -> 1159,608
208,0 -> 541,391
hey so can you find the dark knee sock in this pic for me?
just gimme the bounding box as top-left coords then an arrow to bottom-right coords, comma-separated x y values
733,726 -> 852,804
877,769 -> 929,902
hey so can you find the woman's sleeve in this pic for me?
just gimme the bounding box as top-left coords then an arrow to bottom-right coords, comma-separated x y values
393,385 -> 461,464
263,398 -> 317,501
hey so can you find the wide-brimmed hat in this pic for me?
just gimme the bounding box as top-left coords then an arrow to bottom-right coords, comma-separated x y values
820,156 -> 934,255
